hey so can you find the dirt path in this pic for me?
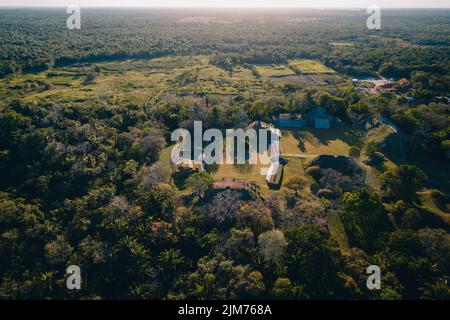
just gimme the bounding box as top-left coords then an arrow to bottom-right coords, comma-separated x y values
282,153 -> 318,158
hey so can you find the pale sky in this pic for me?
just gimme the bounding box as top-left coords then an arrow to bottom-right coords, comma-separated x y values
0,0 -> 449,8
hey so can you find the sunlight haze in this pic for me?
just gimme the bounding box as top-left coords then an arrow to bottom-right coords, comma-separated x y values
1,0 -> 449,8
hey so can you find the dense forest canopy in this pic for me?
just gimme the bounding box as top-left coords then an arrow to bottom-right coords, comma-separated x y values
0,8 -> 449,300
0,8 -> 449,77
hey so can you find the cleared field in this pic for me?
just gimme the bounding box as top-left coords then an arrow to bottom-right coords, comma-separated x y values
372,36 -> 427,48
268,73 -> 349,89
229,66 -> 258,81
329,42 -> 354,47
288,59 -> 335,74
1,55 -> 349,109
255,64 -> 296,77
281,129 -> 351,156
0,63 -> 173,106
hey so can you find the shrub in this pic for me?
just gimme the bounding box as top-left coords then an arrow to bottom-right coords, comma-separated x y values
306,166 -> 322,179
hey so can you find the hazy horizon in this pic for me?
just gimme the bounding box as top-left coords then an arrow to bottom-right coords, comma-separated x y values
1,0 -> 449,9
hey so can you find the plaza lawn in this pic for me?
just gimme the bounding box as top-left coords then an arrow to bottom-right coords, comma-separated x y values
288,59 -> 336,74
281,157 -> 307,189
280,129 -> 351,157
208,163 -> 270,194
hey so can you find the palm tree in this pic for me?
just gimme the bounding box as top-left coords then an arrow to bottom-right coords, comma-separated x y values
422,278 -> 449,299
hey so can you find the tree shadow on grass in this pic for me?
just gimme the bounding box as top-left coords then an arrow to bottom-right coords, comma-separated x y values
234,163 -> 252,174
205,163 -> 220,174
290,127 -> 363,153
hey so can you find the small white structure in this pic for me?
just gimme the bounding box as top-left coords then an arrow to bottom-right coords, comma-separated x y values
264,124 -> 283,188
265,162 -> 283,188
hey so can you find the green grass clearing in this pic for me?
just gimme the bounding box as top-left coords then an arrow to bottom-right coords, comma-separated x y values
288,59 -> 335,74
327,210 -> 350,251
419,190 -> 450,227
281,157 -> 307,189
255,64 -> 296,77
281,129 -> 352,156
